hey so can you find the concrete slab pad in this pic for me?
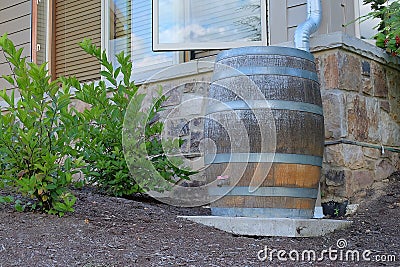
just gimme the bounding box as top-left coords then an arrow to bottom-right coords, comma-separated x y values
178,216 -> 352,237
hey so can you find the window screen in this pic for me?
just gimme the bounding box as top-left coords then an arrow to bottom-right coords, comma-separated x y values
54,0 -> 101,82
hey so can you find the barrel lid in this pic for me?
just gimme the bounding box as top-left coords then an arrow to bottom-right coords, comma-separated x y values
216,46 -> 315,62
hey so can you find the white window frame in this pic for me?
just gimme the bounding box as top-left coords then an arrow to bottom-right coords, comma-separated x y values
101,0 -> 110,59
354,0 -> 395,45
152,0 -> 268,51
353,0 -> 378,44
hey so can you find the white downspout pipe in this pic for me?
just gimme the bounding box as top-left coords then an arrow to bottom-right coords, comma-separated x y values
294,0 -> 322,52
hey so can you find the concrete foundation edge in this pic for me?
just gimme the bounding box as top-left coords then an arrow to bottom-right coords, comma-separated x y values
178,216 -> 352,237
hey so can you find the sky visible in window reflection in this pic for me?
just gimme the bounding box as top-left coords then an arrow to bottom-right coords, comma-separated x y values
110,0 -> 175,72
158,0 -> 261,44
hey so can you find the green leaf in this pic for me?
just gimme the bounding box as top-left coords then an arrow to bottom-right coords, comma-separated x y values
46,184 -> 57,190
100,71 -> 117,86
15,200 -> 24,212
114,67 -> 121,78
0,195 -> 14,203
2,75 -> 15,86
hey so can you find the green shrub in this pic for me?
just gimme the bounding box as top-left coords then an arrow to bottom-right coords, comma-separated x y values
128,94 -> 196,193
65,39 -> 194,196
361,0 -> 400,56
0,34 -> 194,210
0,34 -> 82,216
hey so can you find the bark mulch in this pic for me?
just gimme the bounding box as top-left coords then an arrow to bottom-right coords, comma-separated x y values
1,172 -> 399,266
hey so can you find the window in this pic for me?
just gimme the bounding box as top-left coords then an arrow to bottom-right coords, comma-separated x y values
153,0 -> 267,51
33,0 -> 266,82
105,0 -> 179,79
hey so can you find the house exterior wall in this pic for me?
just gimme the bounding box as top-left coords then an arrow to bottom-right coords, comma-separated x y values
269,0 -> 356,44
0,1 -> 398,204
141,33 -> 400,204
54,0 -> 101,81
0,0 -> 31,91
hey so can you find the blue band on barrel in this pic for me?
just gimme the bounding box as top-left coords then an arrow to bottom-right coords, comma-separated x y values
211,207 -> 314,218
215,46 -> 315,62
212,67 -> 319,83
205,99 -> 323,116
208,186 -> 318,199
204,153 -> 323,167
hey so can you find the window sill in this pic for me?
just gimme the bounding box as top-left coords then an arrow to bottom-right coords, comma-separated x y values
133,56 -> 216,85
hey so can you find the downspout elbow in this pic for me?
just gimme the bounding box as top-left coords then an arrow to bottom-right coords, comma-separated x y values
294,0 -> 322,52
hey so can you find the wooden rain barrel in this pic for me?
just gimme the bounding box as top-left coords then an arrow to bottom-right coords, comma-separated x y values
204,46 -> 324,219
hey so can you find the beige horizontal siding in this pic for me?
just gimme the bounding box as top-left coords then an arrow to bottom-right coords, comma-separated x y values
0,14 -> 31,38
55,0 -> 101,82
269,0 -> 356,44
287,0 -> 306,7
0,1 -> 30,24
0,43 -> 30,64
5,29 -> 31,48
55,6 -> 100,22
287,4 -> 307,28
0,0 -> 31,98
0,0 -> 29,11
0,0 -> 31,58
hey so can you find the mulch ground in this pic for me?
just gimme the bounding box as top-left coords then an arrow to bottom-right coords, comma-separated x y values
1,172 -> 400,267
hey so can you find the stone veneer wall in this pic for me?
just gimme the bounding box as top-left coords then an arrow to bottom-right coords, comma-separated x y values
314,48 -> 400,202
136,33 -> 400,203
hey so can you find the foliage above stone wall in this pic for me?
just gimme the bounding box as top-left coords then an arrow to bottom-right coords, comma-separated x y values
363,0 -> 400,56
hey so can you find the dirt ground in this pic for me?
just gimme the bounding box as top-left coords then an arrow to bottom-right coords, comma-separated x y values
0,172 -> 399,267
